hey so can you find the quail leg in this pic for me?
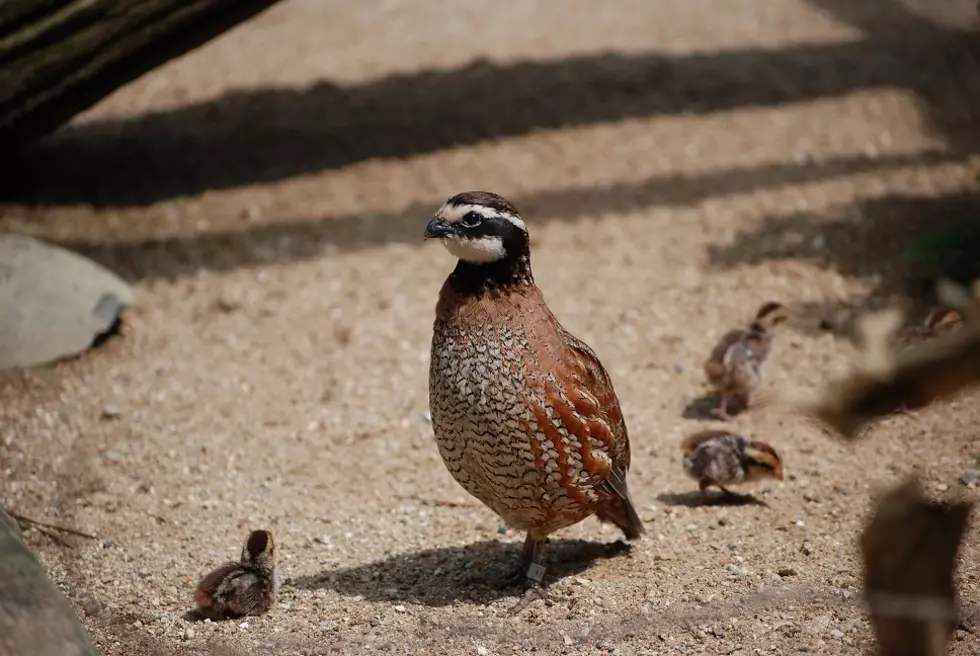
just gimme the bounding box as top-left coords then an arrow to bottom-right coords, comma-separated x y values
506,534 -> 549,615
698,479 -> 712,505
710,393 -> 732,420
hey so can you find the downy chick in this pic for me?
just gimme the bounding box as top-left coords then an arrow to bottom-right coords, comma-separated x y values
194,529 -> 278,620
703,302 -> 790,419
681,429 -> 784,504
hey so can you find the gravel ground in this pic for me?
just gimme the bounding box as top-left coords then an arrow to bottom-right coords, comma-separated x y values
3,1 -> 980,654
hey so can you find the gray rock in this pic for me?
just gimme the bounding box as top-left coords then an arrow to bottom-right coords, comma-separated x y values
0,507 -> 100,655
961,469 -> 980,486
0,234 -> 132,370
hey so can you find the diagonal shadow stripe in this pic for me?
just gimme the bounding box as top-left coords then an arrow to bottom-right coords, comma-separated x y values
53,147 -> 969,282
4,27 -> 980,206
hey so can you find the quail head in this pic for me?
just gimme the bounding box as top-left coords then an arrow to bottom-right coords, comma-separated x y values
193,529 -> 278,620
425,191 -> 645,608
681,429 -> 784,504
703,301 -> 790,419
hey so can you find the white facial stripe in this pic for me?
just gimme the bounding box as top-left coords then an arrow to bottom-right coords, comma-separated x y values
442,235 -> 506,263
436,202 -> 527,231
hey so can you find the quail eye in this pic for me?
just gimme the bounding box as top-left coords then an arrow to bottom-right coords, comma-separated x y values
460,211 -> 483,228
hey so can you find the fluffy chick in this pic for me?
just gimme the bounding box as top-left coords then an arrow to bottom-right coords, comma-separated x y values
703,302 -> 790,419
194,529 -> 278,620
681,429 -> 784,504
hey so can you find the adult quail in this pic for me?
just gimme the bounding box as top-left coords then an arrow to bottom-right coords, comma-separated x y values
424,191 -> 644,607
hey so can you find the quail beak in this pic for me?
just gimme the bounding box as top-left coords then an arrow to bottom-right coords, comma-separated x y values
424,217 -> 454,240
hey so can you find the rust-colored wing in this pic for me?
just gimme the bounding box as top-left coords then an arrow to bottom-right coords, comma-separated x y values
551,324 -> 645,539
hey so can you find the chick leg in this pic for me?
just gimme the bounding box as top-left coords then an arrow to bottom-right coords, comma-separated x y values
710,393 -> 732,420
698,479 -> 712,504
506,534 -> 549,615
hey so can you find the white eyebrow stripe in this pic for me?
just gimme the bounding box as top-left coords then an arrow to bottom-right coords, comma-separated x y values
436,202 -> 527,231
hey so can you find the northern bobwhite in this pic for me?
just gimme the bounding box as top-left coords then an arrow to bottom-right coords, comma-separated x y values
425,191 -> 645,606
703,301 -> 790,419
681,429 -> 784,504
193,530 -> 278,620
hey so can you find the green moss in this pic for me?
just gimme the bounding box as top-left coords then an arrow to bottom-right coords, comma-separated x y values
905,219 -> 980,285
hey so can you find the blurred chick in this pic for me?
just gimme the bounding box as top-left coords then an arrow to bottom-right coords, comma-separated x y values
703,301 -> 790,419
894,308 -> 964,353
681,429 -> 784,504
194,529 -> 278,620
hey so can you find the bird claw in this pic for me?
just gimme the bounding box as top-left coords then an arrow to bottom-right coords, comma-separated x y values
501,562 -> 549,615
506,580 -> 549,616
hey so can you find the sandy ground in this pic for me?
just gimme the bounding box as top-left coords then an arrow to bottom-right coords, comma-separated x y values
3,0 -> 980,654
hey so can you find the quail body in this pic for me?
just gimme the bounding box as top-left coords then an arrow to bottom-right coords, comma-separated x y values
703,302 -> 790,419
425,191 -> 644,602
681,429 -> 784,503
194,529 -> 278,620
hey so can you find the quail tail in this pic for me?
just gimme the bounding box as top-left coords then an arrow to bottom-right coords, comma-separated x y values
596,467 -> 645,540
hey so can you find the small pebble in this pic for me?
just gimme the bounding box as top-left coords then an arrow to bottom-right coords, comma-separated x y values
778,567 -> 798,577
394,605 -> 406,613
800,542 -> 814,556
796,646 -> 811,653
830,629 -> 844,639
934,483 -> 949,492
476,647 -> 489,656
101,404 -> 122,419
183,627 -> 195,640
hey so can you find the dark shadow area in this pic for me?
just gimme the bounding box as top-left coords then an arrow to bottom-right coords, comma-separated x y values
657,490 -> 770,508
287,537 -> 634,607
49,147 -> 968,282
707,191 -> 980,329
681,392 -> 749,420
3,18 -> 979,206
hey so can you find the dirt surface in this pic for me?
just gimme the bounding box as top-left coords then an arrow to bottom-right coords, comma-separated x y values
3,1 -> 980,654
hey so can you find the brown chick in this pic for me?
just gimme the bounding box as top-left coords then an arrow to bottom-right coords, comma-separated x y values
681,429 -> 784,504
194,530 -> 278,621
894,308 -> 964,353
703,302 -> 790,419
425,191 -> 644,610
